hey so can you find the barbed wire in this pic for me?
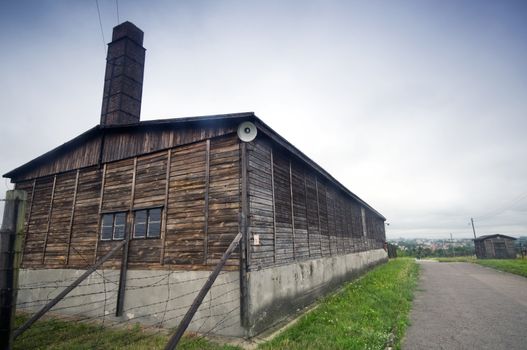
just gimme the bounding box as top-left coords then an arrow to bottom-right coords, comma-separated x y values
13,241 -> 242,349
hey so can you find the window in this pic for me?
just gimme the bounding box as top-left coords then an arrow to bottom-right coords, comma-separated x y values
100,212 -> 127,240
133,208 -> 162,239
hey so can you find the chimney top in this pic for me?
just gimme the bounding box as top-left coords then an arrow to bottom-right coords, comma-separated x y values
100,21 -> 146,127
111,21 -> 144,45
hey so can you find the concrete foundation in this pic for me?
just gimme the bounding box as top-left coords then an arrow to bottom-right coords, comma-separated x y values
245,249 -> 388,336
17,248 -> 387,339
17,268 -> 243,337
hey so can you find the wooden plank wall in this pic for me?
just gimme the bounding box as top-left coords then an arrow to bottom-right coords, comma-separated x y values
69,167 -> 102,266
246,141 -> 275,266
164,142 -> 207,265
45,171 -> 77,265
247,137 -> 386,270
273,151 -> 295,264
13,124 -> 237,182
17,134 -> 240,270
12,137 -> 101,183
16,130 -> 384,271
14,180 -> 35,265
21,176 -> 54,266
207,136 -> 240,265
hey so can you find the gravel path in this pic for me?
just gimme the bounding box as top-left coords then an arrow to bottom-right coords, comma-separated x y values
403,261 -> 527,350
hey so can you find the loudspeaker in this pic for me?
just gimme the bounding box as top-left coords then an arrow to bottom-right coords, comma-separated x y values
237,121 -> 257,142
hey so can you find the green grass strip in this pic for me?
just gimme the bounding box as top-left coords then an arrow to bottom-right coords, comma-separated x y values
13,315 -> 240,350
258,258 -> 419,350
434,257 -> 527,278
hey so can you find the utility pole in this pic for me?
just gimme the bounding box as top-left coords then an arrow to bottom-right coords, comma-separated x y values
450,233 -> 454,257
471,218 -> 478,257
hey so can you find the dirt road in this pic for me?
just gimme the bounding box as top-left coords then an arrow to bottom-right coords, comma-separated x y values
403,261 -> 527,350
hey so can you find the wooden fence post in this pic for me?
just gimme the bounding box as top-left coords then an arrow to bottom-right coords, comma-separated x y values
0,190 -> 27,350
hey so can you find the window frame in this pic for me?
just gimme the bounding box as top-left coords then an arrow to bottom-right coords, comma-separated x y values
132,207 -> 163,239
100,211 -> 128,241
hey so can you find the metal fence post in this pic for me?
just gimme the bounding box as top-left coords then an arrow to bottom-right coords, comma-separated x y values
0,190 -> 27,350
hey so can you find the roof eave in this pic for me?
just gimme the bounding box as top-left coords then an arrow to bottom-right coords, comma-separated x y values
3,125 -> 101,179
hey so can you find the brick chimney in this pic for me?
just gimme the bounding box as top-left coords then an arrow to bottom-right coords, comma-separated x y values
100,21 -> 146,126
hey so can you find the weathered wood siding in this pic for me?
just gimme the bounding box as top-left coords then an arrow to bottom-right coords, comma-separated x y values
273,151 -> 295,264
45,171 -> 77,265
21,176 -> 54,266
69,167 -> 102,267
247,137 -> 386,270
12,137 -> 101,183
164,141 -> 207,265
247,141 -> 275,267
12,124 -> 237,182
17,133 -> 241,270
15,125 -> 384,272
207,136 -> 240,265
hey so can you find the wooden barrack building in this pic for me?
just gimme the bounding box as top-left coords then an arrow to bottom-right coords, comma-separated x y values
4,22 -> 387,337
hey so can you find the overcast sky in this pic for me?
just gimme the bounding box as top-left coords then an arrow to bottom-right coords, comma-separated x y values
1,0 -> 526,239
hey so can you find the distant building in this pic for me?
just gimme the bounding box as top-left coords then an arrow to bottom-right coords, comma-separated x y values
474,234 -> 517,259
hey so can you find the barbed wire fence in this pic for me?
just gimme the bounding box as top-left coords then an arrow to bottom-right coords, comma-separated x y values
12,239 -> 243,349
0,192 -> 243,349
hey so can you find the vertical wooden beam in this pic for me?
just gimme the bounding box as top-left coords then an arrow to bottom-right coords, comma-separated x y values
66,170 -> 80,265
19,179 -> 36,266
270,149 -> 277,264
332,192 -> 337,255
116,157 -> 137,317
160,149 -> 172,265
326,189 -> 333,256
94,164 -> 107,263
168,129 -> 175,148
240,142 -> 249,268
346,201 -> 351,253
41,175 -> 56,265
239,141 -> 249,328
289,160 -> 296,259
203,140 -> 210,265
303,170 -> 310,257
315,177 -> 323,256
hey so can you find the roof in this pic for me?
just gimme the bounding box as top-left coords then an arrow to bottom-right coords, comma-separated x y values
4,112 -> 385,220
3,112 -> 253,180
474,234 -> 517,242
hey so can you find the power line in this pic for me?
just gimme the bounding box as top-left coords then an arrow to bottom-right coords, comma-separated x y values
475,191 -> 527,221
95,0 -> 106,53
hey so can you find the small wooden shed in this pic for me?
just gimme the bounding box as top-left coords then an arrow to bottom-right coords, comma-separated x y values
474,234 -> 517,259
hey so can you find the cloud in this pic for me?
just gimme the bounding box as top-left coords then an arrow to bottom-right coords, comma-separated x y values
0,0 -> 526,238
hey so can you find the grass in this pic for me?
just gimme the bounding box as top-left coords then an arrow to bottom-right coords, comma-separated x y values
258,258 -> 419,350
434,256 -> 476,263
473,258 -> 527,277
434,256 -> 527,278
13,315 -> 241,350
13,259 -> 419,350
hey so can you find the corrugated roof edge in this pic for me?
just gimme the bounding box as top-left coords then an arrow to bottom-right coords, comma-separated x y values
3,111 -> 385,220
